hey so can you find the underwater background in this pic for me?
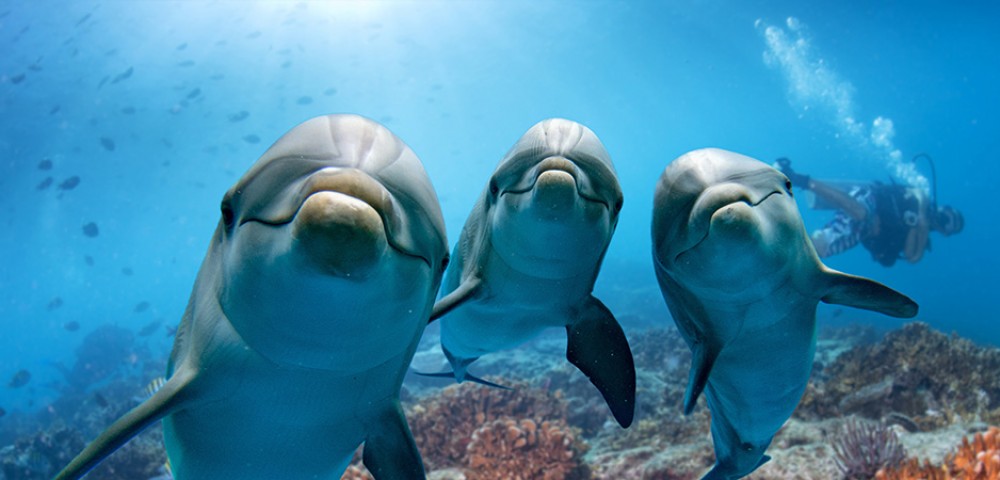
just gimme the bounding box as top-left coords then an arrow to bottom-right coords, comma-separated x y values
1,1 -> 998,479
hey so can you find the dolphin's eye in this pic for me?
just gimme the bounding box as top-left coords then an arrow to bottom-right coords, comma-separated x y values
489,179 -> 499,197
785,179 -> 793,194
741,442 -> 754,452
614,198 -> 624,213
221,202 -> 236,230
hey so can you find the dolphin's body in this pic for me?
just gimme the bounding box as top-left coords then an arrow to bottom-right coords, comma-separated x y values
55,115 -> 448,480
651,148 -> 917,479
429,118 -> 635,428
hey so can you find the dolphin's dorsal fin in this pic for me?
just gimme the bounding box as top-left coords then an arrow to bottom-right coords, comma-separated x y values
53,364 -> 197,480
683,341 -> 720,415
820,268 -> 918,318
429,277 -> 482,323
362,403 -> 426,480
565,296 -> 636,428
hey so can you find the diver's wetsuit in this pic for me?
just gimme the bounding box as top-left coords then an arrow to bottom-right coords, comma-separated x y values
812,183 -> 921,267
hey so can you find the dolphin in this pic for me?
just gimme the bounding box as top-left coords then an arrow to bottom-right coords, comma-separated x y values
651,148 -> 917,479
427,118 -> 635,428
55,114 -> 449,480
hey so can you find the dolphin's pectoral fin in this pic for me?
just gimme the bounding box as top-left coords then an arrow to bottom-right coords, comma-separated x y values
429,277 -> 483,323
565,296 -> 636,428
362,403 -> 426,480
821,269 -> 918,318
683,342 -> 719,415
53,364 -> 196,480
412,369 -> 512,389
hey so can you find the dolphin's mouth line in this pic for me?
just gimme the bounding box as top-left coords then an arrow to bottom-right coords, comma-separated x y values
672,189 -> 782,262
501,168 -> 611,209
241,189 -> 431,267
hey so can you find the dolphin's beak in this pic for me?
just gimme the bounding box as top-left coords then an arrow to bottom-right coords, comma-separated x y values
674,185 -> 783,261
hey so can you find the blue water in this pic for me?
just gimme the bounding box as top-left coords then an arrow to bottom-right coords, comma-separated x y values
1,0 -> 996,417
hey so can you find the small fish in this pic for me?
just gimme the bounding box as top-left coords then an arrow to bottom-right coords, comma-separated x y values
139,376 -> 167,400
176,42 -> 188,50
281,60 -> 292,69
84,255 -> 94,266
122,267 -> 134,276
0,407 -> 6,417
49,105 -> 60,115
100,137 -> 115,151
82,222 -> 99,238
8,370 -> 31,388
177,60 -> 195,67
38,159 -> 53,170
121,106 -> 135,114
134,301 -> 151,313
76,13 -> 92,26
94,393 -> 109,408
10,73 -> 26,84
36,177 -> 53,190
110,66 -> 133,84
296,96 -> 312,105
323,87 -> 337,96
246,30 -> 262,39
64,321 -> 80,332
165,325 -> 177,337
243,134 -> 260,144
228,110 -> 249,122
59,176 -> 81,190
47,297 -> 64,311
138,320 -> 161,336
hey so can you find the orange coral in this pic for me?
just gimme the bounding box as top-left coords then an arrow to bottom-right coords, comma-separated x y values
950,426 -> 1000,479
464,418 -> 587,480
406,382 -> 569,470
877,426 -> 1000,480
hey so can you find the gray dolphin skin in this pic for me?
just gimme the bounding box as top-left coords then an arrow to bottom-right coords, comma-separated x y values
55,114 -> 448,480
651,148 -> 917,479
429,118 -> 636,428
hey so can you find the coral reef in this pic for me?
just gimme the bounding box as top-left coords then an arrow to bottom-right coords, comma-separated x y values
877,426 -> 1000,480
465,418 -> 588,480
406,382 -> 570,470
799,322 -> 1000,429
832,416 -> 906,479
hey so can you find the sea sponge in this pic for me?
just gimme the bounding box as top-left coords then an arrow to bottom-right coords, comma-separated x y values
805,322 -> 1000,429
464,418 -> 588,480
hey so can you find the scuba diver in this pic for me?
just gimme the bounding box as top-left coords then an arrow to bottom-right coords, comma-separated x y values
776,156 -> 964,267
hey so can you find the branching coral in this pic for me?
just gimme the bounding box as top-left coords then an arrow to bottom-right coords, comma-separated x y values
465,418 -> 588,480
405,382 -> 570,470
832,416 -> 906,479
876,426 -> 1000,480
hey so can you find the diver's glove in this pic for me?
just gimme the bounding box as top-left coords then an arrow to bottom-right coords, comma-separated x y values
774,157 -> 811,189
